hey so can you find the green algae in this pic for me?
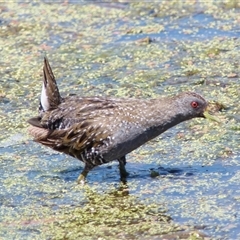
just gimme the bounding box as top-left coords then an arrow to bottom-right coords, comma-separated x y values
48,187 -> 176,240
0,1 -> 239,239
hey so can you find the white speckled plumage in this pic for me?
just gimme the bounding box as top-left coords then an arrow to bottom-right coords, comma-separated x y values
28,57 -> 211,183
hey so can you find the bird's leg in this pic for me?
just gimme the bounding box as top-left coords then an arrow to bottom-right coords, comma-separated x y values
77,164 -> 93,184
77,170 -> 89,184
118,156 -> 129,182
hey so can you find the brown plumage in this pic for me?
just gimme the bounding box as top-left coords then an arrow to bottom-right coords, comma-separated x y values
28,57 -> 218,183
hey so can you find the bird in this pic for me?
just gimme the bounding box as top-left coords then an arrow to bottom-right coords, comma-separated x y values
27,57 -> 219,183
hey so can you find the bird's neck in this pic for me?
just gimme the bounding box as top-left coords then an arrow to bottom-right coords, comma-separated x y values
142,98 -> 188,140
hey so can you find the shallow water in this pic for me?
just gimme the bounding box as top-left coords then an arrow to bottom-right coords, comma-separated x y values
0,1 -> 240,239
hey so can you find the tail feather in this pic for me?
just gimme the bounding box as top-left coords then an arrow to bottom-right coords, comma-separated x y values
28,125 -> 49,140
28,125 -> 67,150
27,117 -> 43,128
40,57 -> 62,112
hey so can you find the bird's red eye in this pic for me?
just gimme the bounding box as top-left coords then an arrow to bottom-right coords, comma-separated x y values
191,101 -> 198,108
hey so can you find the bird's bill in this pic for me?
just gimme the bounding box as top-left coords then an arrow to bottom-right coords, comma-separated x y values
203,109 -> 221,123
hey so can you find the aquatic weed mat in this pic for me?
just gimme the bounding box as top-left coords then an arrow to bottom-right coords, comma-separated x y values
0,1 -> 240,239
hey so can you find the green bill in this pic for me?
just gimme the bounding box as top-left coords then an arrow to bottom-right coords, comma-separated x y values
203,110 -> 221,123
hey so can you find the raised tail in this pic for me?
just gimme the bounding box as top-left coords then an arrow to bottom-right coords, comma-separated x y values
40,57 -> 62,113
